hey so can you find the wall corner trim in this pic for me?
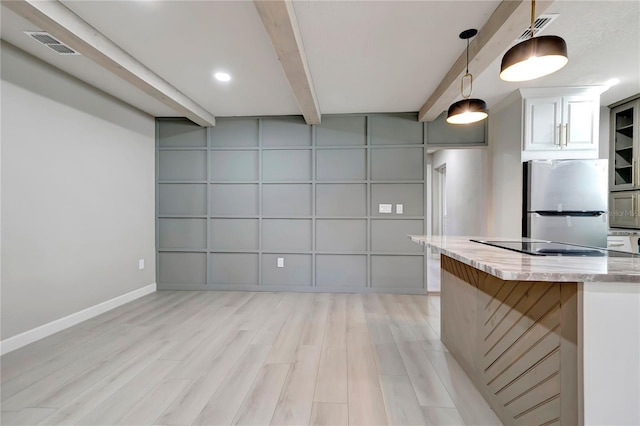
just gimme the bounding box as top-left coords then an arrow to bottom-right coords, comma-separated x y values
0,283 -> 157,355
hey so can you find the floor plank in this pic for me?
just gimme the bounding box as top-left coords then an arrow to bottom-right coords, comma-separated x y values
117,378 -> 191,425
421,406 -> 466,426
156,330 -> 255,425
193,344 -> 272,425
232,363 -> 290,425
347,331 -> 388,425
270,345 -> 322,426
0,408 -> 56,426
310,402 -> 349,426
379,375 -> 427,426
314,294 -> 348,403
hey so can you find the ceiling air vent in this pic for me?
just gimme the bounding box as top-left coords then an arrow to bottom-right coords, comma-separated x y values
24,31 -> 81,55
515,14 -> 559,41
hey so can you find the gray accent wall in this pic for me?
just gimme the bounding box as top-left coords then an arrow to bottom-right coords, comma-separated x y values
157,114 -> 427,293
1,42 -> 156,340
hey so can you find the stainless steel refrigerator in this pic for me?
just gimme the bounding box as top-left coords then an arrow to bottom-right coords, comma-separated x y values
523,159 -> 608,248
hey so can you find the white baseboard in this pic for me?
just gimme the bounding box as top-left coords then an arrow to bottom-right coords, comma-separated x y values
0,283 -> 156,355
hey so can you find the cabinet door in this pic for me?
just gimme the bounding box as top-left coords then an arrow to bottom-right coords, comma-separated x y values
524,97 -> 562,151
563,96 -> 598,150
610,101 -> 638,191
609,192 -> 638,228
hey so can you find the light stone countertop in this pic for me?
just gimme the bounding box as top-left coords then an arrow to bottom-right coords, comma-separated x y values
409,235 -> 640,283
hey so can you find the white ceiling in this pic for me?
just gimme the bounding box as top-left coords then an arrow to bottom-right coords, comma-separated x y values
1,0 -> 639,121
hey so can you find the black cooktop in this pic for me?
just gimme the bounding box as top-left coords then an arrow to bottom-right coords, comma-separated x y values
470,240 -> 640,258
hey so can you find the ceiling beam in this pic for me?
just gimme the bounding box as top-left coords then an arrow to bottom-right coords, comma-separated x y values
254,0 -> 321,125
3,0 -> 216,127
418,0 -> 554,122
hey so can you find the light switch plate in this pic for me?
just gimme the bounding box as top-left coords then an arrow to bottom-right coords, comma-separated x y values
277,257 -> 285,268
396,204 -> 403,214
379,203 -> 392,214
138,259 -> 145,270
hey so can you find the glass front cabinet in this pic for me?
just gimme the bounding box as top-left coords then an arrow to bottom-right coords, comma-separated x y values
610,99 -> 639,190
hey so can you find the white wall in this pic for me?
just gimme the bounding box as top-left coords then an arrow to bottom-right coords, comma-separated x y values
431,148 -> 491,236
1,42 -> 156,340
489,91 -> 523,239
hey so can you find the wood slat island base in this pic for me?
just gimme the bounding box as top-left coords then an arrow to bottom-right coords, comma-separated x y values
410,236 -> 640,426
440,255 -> 577,426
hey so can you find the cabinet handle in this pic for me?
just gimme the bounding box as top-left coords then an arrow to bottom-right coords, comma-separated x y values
633,195 -> 636,218
564,123 -> 569,147
557,125 -> 562,148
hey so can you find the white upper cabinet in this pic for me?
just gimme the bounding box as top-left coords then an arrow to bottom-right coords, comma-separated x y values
523,90 -> 599,153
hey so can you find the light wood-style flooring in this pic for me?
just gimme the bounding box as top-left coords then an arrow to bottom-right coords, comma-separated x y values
1,291 -> 502,425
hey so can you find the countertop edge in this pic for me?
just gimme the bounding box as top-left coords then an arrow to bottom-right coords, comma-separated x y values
410,235 -> 640,283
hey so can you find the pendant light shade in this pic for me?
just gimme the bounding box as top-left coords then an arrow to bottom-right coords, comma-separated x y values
446,99 -> 488,124
446,29 -> 488,125
499,1 -> 568,82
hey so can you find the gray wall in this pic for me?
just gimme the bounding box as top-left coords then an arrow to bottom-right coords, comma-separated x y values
157,114 -> 427,293
1,42 -> 156,340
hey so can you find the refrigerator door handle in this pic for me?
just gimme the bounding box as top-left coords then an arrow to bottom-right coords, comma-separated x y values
533,211 -> 605,217
564,123 -> 569,147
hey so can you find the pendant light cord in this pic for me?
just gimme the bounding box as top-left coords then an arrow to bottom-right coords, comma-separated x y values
530,0 -> 536,38
466,38 -> 469,74
461,37 -> 472,99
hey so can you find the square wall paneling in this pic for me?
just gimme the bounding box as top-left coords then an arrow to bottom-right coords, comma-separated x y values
316,184 -> 367,217
209,184 -> 259,216
158,119 -> 207,147
263,219 -> 312,251
371,219 -> 424,252
316,148 -> 366,181
157,117 -> 426,292
369,113 -> 423,145
210,118 -> 259,147
158,184 -> 206,216
158,218 -> 207,250
316,255 -> 367,287
262,150 -> 312,181
210,219 -> 259,251
262,117 -> 312,147
158,252 -> 206,286
316,219 -> 366,252
158,151 -> 207,181
370,147 -> 424,180
262,254 -> 312,286
371,183 -> 424,217
316,115 -> 366,146
371,255 -> 424,289
263,184 -> 312,216
210,253 -> 259,285
210,150 -> 258,181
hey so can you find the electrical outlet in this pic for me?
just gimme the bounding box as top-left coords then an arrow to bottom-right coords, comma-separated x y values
138,259 -> 145,270
396,204 -> 403,214
277,257 -> 284,268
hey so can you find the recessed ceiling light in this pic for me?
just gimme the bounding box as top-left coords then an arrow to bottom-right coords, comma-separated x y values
605,78 -> 621,88
214,72 -> 231,82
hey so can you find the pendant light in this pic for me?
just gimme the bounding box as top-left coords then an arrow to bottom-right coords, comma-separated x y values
500,0 -> 568,82
446,29 -> 488,125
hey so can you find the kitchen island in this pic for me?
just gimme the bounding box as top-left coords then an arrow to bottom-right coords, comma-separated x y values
410,235 -> 640,426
